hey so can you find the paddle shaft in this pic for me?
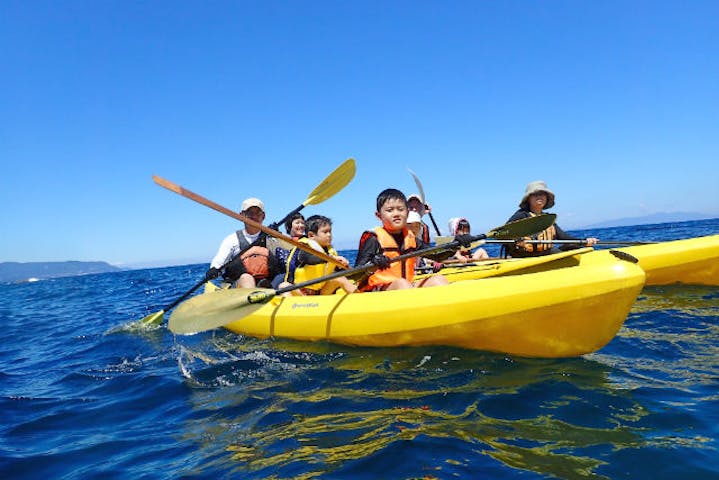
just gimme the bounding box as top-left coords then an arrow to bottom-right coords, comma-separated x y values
483,239 -> 654,246
427,212 -> 441,237
152,175 -> 347,269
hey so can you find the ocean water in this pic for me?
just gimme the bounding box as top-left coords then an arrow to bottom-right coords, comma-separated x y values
1,219 -> 718,479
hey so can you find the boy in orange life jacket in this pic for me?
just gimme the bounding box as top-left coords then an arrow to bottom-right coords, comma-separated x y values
355,188 -> 455,291
206,197 -> 283,288
278,215 -> 356,296
505,180 -> 599,257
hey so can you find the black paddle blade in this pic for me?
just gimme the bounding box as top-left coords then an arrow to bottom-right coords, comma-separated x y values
487,214 -> 556,240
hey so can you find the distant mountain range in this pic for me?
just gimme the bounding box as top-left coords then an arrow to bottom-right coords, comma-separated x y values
582,212 -> 718,229
0,261 -> 122,283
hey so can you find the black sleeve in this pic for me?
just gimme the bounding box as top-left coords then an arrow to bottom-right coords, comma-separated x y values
223,254 -> 247,282
506,209 -> 530,224
554,224 -> 585,250
355,234 -> 381,267
296,249 -> 325,266
554,224 -> 579,241
418,237 -> 455,261
267,250 -> 283,278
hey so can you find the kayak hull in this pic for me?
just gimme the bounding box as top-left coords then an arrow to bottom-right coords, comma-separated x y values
222,251 -> 645,358
617,234 -> 719,286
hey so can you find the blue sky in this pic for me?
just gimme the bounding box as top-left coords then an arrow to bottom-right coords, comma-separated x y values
2,1 -> 718,267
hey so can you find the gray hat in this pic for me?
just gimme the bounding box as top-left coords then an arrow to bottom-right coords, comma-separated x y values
520,180 -> 555,209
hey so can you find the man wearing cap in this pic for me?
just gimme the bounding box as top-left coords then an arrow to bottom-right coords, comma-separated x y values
406,193 -> 432,244
504,181 -> 598,257
206,197 -> 283,288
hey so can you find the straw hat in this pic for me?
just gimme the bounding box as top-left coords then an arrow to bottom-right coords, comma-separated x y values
519,181 -> 555,209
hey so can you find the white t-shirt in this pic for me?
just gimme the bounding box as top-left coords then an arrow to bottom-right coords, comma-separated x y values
210,230 -> 281,269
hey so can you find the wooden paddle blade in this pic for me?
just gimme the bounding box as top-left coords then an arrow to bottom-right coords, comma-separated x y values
304,158 -> 356,206
169,288 -> 277,334
487,214 -> 556,240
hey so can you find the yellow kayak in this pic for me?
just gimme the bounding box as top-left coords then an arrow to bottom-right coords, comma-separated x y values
616,234 -> 719,286
202,250 -> 644,358
430,234 -> 719,286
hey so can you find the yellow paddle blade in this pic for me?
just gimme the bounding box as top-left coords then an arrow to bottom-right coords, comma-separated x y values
140,310 -> 165,326
168,288 -> 276,335
303,158 -> 356,206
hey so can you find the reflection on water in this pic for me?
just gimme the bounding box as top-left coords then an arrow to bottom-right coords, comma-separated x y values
4,222 -> 718,479
632,285 -> 719,314
174,335 -> 676,479
167,274 -> 719,480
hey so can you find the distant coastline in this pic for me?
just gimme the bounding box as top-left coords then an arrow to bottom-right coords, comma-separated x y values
0,261 -> 122,284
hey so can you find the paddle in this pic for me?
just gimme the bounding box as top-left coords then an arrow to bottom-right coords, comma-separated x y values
480,239 -> 655,246
168,213 -> 556,334
434,235 -> 654,247
137,159 -> 356,326
407,168 -> 442,236
152,161 -> 355,269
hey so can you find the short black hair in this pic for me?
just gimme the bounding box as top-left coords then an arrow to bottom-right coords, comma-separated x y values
305,214 -> 332,234
376,188 -> 407,212
284,212 -> 305,234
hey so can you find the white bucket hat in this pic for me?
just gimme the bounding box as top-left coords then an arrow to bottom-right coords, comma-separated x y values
407,211 -> 422,224
520,181 -> 555,209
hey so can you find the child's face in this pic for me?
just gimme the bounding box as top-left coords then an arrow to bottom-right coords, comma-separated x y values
407,198 -> 424,214
290,218 -> 306,237
310,223 -> 333,247
376,198 -> 408,233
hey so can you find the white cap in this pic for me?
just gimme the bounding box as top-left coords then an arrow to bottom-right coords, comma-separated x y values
407,211 -> 422,224
240,197 -> 265,213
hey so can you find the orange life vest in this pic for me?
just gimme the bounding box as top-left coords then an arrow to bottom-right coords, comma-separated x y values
240,245 -> 271,279
360,227 -> 418,291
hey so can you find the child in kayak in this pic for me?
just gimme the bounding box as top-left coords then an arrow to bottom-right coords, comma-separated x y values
406,193 -> 432,244
354,188 -> 466,291
505,180 -> 598,257
447,217 -> 490,263
408,211 -> 443,273
280,215 -> 356,295
271,212 -> 306,288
